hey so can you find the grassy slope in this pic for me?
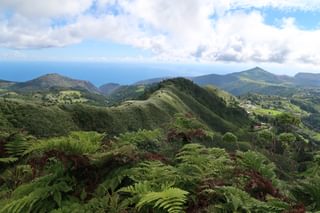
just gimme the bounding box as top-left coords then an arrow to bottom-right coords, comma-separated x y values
63,78 -> 249,135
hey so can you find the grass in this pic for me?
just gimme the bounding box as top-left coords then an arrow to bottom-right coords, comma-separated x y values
44,90 -> 88,104
254,108 -> 282,116
135,85 -> 145,93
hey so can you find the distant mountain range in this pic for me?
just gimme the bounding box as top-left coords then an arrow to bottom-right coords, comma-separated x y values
1,67 -> 320,97
131,67 -> 320,96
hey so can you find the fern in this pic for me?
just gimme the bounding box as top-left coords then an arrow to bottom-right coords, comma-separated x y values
237,151 -> 278,185
121,181 -> 188,213
212,186 -> 288,213
52,191 -> 130,213
0,157 -> 18,164
25,131 -> 104,156
5,134 -> 33,157
0,162 -> 74,213
291,177 -> 320,211
95,166 -> 130,196
117,129 -> 163,152
128,161 -> 179,186
176,144 -> 232,182
137,187 -> 189,213
0,165 -> 33,189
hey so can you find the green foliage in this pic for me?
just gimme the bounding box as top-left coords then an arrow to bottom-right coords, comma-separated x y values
257,130 -> 275,148
211,186 -> 288,213
117,129 -> 163,152
291,177 -> 320,211
176,144 -> 232,185
1,162 -> 74,213
274,112 -> 300,132
0,157 -> 18,164
0,101 -> 77,137
171,113 -> 208,131
222,132 -> 237,143
129,161 -> 179,186
278,133 -> 296,147
222,132 -> 238,151
0,76 -> 316,213
0,165 -> 33,189
237,151 -> 278,184
121,181 -> 189,213
4,133 -> 34,157
26,131 -> 103,155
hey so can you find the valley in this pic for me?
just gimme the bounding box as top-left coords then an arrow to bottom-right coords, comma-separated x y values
0,67 -> 320,212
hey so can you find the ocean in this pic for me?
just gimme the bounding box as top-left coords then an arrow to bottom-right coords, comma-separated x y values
0,61 -> 245,86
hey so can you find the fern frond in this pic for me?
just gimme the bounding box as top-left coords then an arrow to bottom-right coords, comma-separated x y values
136,187 -> 189,213
120,181 -> 152,195
176,144 -> 232,181
121,181 -> 188,213
128,161 -> 179,185
5,138 -> 31,157
0,157 -> 18,164
95,166 -> 130,196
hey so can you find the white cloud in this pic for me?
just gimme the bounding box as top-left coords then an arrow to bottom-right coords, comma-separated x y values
0,0 -> 92,18
2,0 -> 320,65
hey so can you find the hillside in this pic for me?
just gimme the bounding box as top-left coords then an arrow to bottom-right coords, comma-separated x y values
294,72 -> 320,86
11,73 -> 100,93
0,78 -> 249,137
0,80 -> 16,89
132,67 -> 320,96
1,76 -> 319,213
134,77 -> 170,85
192,67 -> 295,96
104,84 -> 148,105
99,83 -> 121,96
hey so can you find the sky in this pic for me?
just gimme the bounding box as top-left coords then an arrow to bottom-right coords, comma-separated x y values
2,0 -> 320,79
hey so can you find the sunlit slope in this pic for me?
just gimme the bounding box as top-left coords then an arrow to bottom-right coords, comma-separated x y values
64,78 -> 250,135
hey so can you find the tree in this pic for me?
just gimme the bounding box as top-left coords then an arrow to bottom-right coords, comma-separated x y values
222,132 -> 238,151
278,133 -> 296,148
274,113 -> 300,133
257,130 -> 275,150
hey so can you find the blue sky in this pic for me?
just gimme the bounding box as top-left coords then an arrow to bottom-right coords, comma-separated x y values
1,0 -> 320,77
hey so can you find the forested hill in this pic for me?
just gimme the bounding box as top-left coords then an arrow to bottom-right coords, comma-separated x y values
0,78 -> 249,137
11,73 -> 100,94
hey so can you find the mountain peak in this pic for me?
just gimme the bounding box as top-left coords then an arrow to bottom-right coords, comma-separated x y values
243,67 -> 268,73
12,73 -> 99,93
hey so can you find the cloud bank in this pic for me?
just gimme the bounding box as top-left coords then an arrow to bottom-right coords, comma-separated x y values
1,0 -> 320,65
